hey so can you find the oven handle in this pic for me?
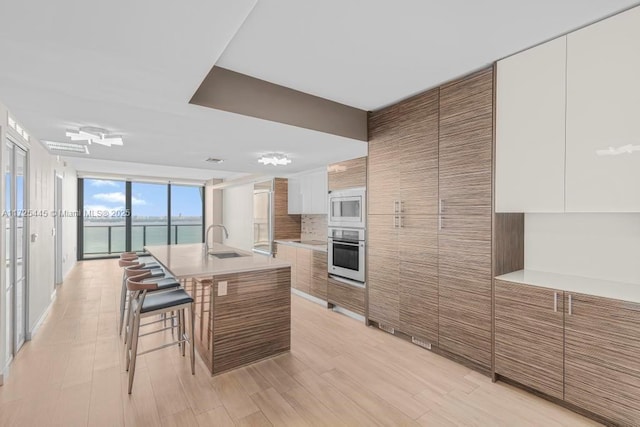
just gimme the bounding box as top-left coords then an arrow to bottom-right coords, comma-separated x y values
329,239 -> 361,247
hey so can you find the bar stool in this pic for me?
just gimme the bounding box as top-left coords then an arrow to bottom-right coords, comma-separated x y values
120,264 -> 180,343
125,274 -> 195,393
118,258 -> 166,335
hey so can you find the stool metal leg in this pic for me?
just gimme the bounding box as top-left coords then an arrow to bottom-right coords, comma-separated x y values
118,277 -> 127,335
190,303 -> 196,374
128,312 -> 141,394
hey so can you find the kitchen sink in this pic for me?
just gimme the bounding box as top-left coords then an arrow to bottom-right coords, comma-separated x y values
209,251 -> 247,259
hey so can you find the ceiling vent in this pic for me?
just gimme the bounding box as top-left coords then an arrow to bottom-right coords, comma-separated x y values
43,140 -> 89,154
205,157 -> 224,164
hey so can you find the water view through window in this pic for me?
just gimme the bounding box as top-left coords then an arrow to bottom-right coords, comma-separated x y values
81,178 -> 203,258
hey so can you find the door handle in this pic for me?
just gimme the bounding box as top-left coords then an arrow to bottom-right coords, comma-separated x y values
553,292 -> 558,312
568,294 -> 572,315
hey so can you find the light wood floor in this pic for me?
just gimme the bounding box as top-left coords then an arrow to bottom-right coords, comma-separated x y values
0,259 -> 601,426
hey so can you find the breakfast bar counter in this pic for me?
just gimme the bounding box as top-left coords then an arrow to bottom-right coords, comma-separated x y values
145,243 -> 292,375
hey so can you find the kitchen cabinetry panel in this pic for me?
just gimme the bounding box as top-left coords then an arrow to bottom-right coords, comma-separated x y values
310,250 -> 328,300
295,247 -> 312,294
398,88 -> 440,215
566,7 -> 640,212
288,170 -> 328,215
368,105 -> 400,215
399,215 -> 438,343
438,316 -> 492,368
275,244 -> 297,288
495,37 -> 567,213
494,280 -> 564,400
327,157 -> 367,192
327,277 -> 365,316
439,69 -> 493,216
274,179 -> 302,240
367,214 -> 399,328
368,90 -> 439,216
564,293 -> 640,425
438,214 -> 492,295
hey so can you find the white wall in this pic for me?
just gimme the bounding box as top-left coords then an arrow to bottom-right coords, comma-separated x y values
222,183 -> 254,251
204,179 -> 223,244
0,100 -> 78,380
525,213 -> 640,284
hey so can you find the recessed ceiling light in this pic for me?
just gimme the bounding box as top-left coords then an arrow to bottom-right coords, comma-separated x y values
44,140 -> 90,154
258,153 -> 292,166
205,157 -> 224,164
66,126 -> 123,147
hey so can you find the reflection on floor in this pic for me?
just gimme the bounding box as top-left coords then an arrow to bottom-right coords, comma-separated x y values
0,259 -> 601,426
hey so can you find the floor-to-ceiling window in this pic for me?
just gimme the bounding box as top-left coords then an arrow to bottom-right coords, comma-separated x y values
78,179 -> 204,259
170,185 -> 204,244
82,178 -> 127,257
131,182 -> 168,252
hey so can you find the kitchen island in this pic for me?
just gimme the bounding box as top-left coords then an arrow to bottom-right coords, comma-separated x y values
144,243 -> 291,375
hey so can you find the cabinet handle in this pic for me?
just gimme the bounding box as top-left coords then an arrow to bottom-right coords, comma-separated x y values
399,216 -> 404,228
439,199 -> 444,214
393,215 -> 399,229
400,200 -> 405,213
553,292 -> 558,312
568,294 -> 572,315
438,215 -> 443,231
394,200 -> 399,214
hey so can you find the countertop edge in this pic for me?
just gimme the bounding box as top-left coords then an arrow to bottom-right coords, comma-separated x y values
274,240 -> 327,252
173,262 -> 292,280
495,269 -> 640,304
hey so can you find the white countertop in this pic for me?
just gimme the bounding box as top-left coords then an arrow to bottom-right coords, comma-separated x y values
145,243 -> 291,279
496,269 -> 640,304
274,239 -> 327,252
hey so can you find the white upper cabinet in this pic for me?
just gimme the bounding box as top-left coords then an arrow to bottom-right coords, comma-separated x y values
495,36 -> 567,213
565,7 -> 640,212
288,169 -> 328,215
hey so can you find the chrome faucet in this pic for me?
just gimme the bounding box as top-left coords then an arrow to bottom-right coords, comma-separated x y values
205,224 -> 229,253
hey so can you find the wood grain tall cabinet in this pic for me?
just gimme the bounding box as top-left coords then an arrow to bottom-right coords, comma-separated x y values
368,88 -> 440,345
437,69 -> 494,369
367,66 -> 524,373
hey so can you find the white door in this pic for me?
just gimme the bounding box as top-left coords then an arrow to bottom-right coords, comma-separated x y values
4,140 -> 28,360
54,174 -> 63,285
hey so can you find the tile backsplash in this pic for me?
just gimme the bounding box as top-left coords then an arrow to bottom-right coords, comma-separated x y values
301,214 -> 327,242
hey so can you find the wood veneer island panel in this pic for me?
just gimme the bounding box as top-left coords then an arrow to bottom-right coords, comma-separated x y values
145,243 -> 292,376
198,268 -> 291,375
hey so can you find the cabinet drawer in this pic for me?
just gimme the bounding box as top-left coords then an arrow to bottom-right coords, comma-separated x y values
328,278 -> 365,316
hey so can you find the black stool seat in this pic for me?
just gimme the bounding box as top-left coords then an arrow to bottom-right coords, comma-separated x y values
140,289 -> 194,313
143,269 -> 165,278
142,277 -> 180,290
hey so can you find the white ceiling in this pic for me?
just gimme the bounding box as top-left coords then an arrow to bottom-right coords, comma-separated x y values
219,0 -> 639,110
1,0 -> 637,179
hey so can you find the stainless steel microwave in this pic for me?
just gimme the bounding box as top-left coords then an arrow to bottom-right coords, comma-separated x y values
327,187 -> 366,229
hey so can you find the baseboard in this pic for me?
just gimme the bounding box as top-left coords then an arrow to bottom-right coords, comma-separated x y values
291,288 -> 328,307
331,305 -> 366,322
25,289 -> 56,341
0,359 -> 11,386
